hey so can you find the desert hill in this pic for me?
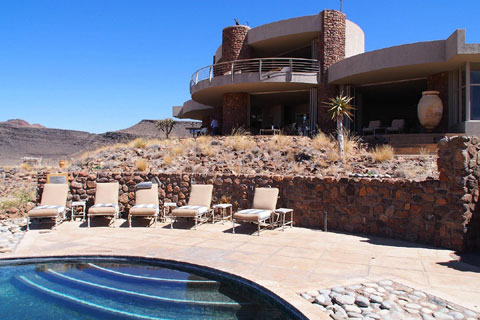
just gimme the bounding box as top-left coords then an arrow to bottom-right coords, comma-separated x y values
0,119 -> 200,165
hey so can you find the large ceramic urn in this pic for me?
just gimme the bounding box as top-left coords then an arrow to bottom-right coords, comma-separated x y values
417,91 -> 443,130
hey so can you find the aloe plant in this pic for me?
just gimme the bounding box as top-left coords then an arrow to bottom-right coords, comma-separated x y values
324,93 -> 354,158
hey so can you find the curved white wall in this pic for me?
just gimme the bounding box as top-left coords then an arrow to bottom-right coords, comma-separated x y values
345,20 -> 365,58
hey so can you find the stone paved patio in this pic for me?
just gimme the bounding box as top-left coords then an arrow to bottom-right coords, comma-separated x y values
2,219 -> 480,319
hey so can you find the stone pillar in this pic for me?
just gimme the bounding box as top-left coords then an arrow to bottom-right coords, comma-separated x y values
222,92 -> 249,134
427,72 -> 449,133
221,25 -> 251,62
317,10 -> 346,133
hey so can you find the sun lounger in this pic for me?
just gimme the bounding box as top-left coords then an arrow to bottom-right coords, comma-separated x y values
171,184 -> 213,230
27,183 -> 69,230
128,183 -> 159,227
232,187 -> 279,236
362,120 -> 384,135
87,182 -> 119,228
386,119 -> 405,134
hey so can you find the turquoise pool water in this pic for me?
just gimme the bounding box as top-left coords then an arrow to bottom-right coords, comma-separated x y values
0,257 -> 299,319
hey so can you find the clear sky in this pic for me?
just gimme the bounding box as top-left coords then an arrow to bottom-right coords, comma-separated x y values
0,0 -> 478,133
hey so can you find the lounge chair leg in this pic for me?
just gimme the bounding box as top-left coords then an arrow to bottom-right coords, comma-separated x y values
232,219 -> 235,234
128,215 -> 131,228
257,223 -> 260,236
88,216 -> 90,228
170,217 -> 174,229
154,215 -> 157,228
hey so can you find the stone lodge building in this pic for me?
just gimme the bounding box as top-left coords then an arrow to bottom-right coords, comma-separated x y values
173,9 -> 480,138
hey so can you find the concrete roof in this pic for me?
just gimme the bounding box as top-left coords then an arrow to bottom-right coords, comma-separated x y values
329,29 -> 480,85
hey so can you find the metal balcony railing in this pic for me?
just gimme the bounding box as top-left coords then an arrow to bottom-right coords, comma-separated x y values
190,57 -> 320,89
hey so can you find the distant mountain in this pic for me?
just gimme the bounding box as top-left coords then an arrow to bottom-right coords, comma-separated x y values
2,119 -> 46,129
0,119 -> 200,166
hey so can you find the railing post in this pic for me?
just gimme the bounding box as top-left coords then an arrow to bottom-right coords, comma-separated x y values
231,62 -> 234,82
259,59 -> 262,80
209,66 -> 213,83
195,72 -> 199,85
289,59 -> 293,72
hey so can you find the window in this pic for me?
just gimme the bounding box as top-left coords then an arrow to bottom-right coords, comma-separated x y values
472,63 -> 480,120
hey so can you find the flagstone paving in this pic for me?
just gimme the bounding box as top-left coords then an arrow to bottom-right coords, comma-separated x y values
2,219 -> 480,319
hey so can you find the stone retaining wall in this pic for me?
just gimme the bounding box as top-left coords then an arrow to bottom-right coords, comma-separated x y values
36,136 -> 480,251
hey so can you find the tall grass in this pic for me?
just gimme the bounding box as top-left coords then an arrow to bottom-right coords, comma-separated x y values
372,145 -> 394,162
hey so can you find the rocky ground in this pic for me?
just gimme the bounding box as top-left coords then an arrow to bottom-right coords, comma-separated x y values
71,135 -> 438,181
301,280 -> 479,320
0,218 -> 26,254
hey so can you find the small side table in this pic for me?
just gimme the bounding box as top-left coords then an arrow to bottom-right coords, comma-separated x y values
212,204 -> 232,223
275,208 -> 294,231
163,202 -> 177,222
71,201 -> 86,221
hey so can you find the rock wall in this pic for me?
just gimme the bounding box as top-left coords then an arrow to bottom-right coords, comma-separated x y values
36,136 -> 480,251
0,168 -> 36,217
222,92 -> 249,134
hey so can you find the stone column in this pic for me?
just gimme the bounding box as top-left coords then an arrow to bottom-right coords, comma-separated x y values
222,92 -> 249,134
215,25 -> 251,133
317,10 -> 346,133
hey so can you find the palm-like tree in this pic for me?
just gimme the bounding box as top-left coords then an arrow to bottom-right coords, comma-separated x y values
324,93 -> 354,157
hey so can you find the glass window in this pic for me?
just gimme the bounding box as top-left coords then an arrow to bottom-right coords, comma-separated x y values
472,63 -> 480,84
472,86 -> 480,120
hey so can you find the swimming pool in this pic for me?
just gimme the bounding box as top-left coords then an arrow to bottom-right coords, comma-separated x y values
0,257 -> 302,319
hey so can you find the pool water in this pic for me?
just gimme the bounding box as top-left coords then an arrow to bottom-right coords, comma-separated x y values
0,258 -> 298,319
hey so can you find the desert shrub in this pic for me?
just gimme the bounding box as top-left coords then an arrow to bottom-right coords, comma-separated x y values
343,133 -> 361,155
135,159 -> 148,172
372,145 -> 394,162
313,132 -> 335,151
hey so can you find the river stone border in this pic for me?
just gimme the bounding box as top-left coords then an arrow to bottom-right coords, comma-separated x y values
300,280 -> 479,320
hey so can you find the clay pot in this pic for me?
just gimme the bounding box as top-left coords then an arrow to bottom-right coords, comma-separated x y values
417,91 -> 443,130
59,160 -> 66,168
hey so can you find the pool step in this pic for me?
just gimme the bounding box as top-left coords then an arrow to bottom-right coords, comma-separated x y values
86,263 -> 218,284
13,275 -> 170,320
43,268 -> 242,307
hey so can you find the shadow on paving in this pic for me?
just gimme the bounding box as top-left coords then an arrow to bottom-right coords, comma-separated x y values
439,252 -> 480,273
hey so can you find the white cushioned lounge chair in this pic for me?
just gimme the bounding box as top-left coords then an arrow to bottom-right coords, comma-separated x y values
171,184 -> 213,230
27,183 -> 69,230
87,182 -> 119,228
128,183 -> 159,228
232,187 -> 279,236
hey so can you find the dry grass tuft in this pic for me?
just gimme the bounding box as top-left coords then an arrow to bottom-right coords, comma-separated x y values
343,133 -> 362,156
313,132 -> 335,151
135,159 -> 148,172
20,163 -> 32,171
130,138 -> 147,149
268,134 -> 290,151
225,135 -> 256,151
169,144 -> 184,157
163,154 -> 174,166
372,145 -> 395,163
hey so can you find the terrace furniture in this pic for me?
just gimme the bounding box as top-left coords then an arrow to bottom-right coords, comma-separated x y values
171,184 -> 214,230
162,202 -> 177,222
362,120 -> 385,136
212,203 -> 233,224
259,128 -> 281,135
232,187 -> 279,236
71,201 -> 86,221
274,208 -> 294,231
386,119 -> 405,134
128,183 -> 159,228
87,182 -> 119,228
27,183 -> 69,230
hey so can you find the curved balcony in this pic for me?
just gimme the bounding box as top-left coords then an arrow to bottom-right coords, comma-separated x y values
190,58 -> 320,106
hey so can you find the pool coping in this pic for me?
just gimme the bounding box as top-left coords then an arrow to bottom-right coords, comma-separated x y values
0,254 -> 326,320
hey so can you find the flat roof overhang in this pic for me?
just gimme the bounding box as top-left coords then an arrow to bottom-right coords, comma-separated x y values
191,72 -> 319,107
329,29 -> 480,85
173,100 -> 213,121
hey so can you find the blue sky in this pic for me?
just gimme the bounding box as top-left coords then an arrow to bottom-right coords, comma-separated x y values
0,0 -> 478,133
